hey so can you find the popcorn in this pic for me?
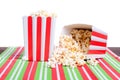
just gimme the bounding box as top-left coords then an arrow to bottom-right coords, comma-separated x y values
47,29 -> 98,68
71,29 -> 91,54
87,58 -> 99,65
31,10 -> 57,17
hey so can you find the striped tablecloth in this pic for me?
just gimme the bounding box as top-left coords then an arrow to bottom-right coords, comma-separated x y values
0,47 -> 120,80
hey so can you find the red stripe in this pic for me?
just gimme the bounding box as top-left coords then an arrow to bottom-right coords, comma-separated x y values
23,62 -> 32,80
9,48 -> 21,60
102,59 -> 120,75
101,59 -> 120,77
107,49 -> 120,62
107,49 -> 118,58
90,40 -> 106,47
44,17 -> 51,61
58,65 -> 66,80
0,47 -> 21,70
1,60 -> 16,79
8,47 -> 21,60
88,50 -> 106,54
52,67 -> 57,80
99,59 -> 120,79
36,17 -> 42,61
0,48 -> 24,79
77,66 -> 89,80
92,31 -> 107,39
84,64 -> 98,80
28,16 -> 33,61
30,62 -> 38,80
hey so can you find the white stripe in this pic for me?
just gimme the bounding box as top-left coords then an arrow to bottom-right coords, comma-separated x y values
32,17 -> 37,61
86,54 -> 105,59
106,48 -> 119,58
0,48 -> 14,64
1,48 -> 12,59
10,60 -> 22,80
82,67 -> 92,80
72,68 -> 79,80
23,16 -> 28,60
106,54 -> 120,64
41,17 -> 46,61
14,61 -> 25,80
44,62 -> 48,80
49,17 -> 56,58
67,67 -> 74,80
105,57 -> 120,70
56,64 -> 60,80
106,55 -> 120,68
27,62 -> 34,80
92,26 -> 107,35
0,48 -> 23,77
89,45 -> 106,50
39,62 -> 44,80
90,65 -> 104,80
91,36 -> 107,42
118,57 -> 120,60
99,59 -> 119,79
95,66 -> 109,80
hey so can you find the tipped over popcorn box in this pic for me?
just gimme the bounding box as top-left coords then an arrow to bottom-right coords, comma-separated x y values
22,11 -> 56,61
61,24 -> 107,59
47,24 -> 107,68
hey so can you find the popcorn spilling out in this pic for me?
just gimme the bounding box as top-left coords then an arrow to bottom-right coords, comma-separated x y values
47,29 -> 98,68
31,10 -> 57,17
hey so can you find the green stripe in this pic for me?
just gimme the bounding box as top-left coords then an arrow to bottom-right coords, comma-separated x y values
73,67 -> 83,80
35,62 -> 42,80
42,62 -> 45,80
0,48 -> 16,67
47,65 -> 52,80
5,50 -> 24,79
0,47 -> 10,57
69,68 -> 76,80
17,61 -> 28,79
63,66 -> 71,80
88,65 -> 103,80
106,53 -> 120,64
96,64 -> 112,80
106,54 -> 120,70
5,60 -> 21,80
104,57 -> 120,73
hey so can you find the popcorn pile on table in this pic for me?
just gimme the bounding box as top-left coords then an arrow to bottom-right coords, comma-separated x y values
48,29 -> 98,68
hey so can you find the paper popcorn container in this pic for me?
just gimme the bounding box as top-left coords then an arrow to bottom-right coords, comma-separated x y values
23,16 -> 56,61
61,24 -> 107,58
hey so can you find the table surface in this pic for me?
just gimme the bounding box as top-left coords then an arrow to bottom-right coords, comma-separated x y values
108,47 -> 120,56
1,47 -> 120,80
0,47 -> 120,56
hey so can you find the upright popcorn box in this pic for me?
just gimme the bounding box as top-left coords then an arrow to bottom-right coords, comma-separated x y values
61,24 -> 107,58
23,15 -> 56,61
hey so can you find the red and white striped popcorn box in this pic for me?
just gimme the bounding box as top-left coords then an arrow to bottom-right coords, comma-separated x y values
22,16 -> 56,61
61,24 -> 107,58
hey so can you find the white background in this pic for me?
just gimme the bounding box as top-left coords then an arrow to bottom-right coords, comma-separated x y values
0,0 -> 120,47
